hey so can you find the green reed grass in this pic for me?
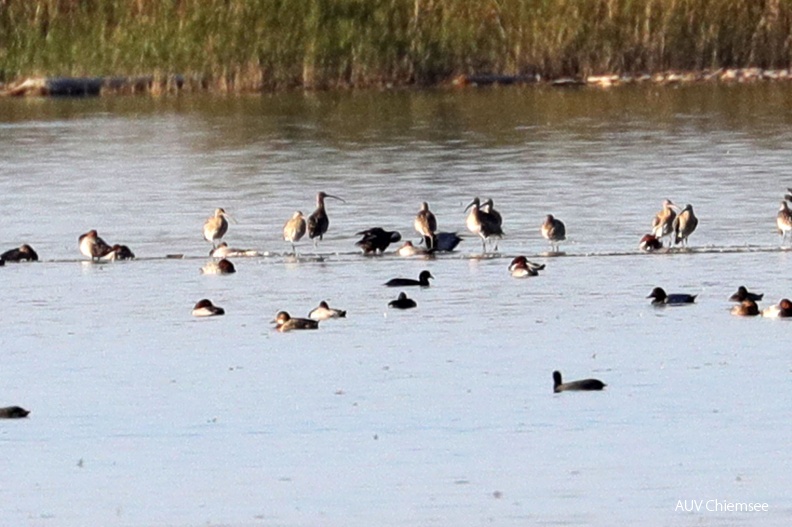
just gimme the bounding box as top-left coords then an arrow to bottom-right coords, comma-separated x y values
1,0 -> 791,91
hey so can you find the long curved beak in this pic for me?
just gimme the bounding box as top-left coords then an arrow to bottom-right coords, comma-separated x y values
325,194 -> 346,203
464,199 -> 477,212
223,212 -> 238,224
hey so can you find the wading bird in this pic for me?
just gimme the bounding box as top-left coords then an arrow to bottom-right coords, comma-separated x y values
465,197 -> 503,252
673,204 -> 698,247
541,214 -> 566,253
203,208 -> 232,247
651,199 -> 678,247
283,211 -> 307,254
307,192 -> 345,246
414,202 -> 438,249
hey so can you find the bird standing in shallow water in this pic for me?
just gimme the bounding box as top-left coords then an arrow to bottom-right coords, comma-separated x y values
283,211 -> 307,254
651,199 -> 678,247
777,201 -> 792,245
388,292 -> 417,309
465,197 -> 503,253
203,208 -> 232,248
541,214 -> 566,253
307,192 -> 345,246
673,204 -> 698,247
79,230 -> 113,261
553,371 -> 606,392
272,311 -> 319,331
414,202 -> 438,250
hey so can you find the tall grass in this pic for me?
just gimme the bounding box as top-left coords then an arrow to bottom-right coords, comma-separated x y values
1,0 -> 792,91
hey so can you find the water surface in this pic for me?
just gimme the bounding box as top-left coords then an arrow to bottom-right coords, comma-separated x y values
1,85 -> 791,526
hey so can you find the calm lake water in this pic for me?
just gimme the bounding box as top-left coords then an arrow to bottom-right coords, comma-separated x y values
1,84 -> 792,526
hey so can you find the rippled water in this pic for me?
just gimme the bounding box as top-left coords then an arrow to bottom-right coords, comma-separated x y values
2,85 -> 792,526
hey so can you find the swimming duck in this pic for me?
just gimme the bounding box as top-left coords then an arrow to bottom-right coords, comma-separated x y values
385,270 -> 433,287
730,299 -> 760,317
210,242 -> 261,258
355,228 -> 402,254
729,286 -> 763,302
272,311 -> 319,332
1,244 -> 39,262
0,406 -> 30,418
397,241 -> 429,257
541,214 -> 566,253
553,371 -> 606,393
647,287 -> 697,305
102,244 -> 135,261
203,208 -> 232,247
761,298 -> 792,318
78,230 -> 113,261
509,256 -> 545,278
388,292 -> 417,309
200,258 -> 236,275
308,301 -> 347,321
639,234 -> 663,252
192,299 -> 225,317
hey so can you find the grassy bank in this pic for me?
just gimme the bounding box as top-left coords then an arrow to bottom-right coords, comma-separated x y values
2,0 -> 792,91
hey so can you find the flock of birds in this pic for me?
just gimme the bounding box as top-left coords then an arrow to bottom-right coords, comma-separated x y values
4,190 -> 792,417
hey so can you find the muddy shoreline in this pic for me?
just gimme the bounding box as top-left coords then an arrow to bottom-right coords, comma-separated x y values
2,68 -> 789,97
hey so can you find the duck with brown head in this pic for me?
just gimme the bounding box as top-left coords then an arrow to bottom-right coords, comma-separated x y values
78,230 -> 113,261
272,311 -> 319,332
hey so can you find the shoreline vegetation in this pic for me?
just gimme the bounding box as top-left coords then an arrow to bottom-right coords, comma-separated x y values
2,0 -> 792,95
